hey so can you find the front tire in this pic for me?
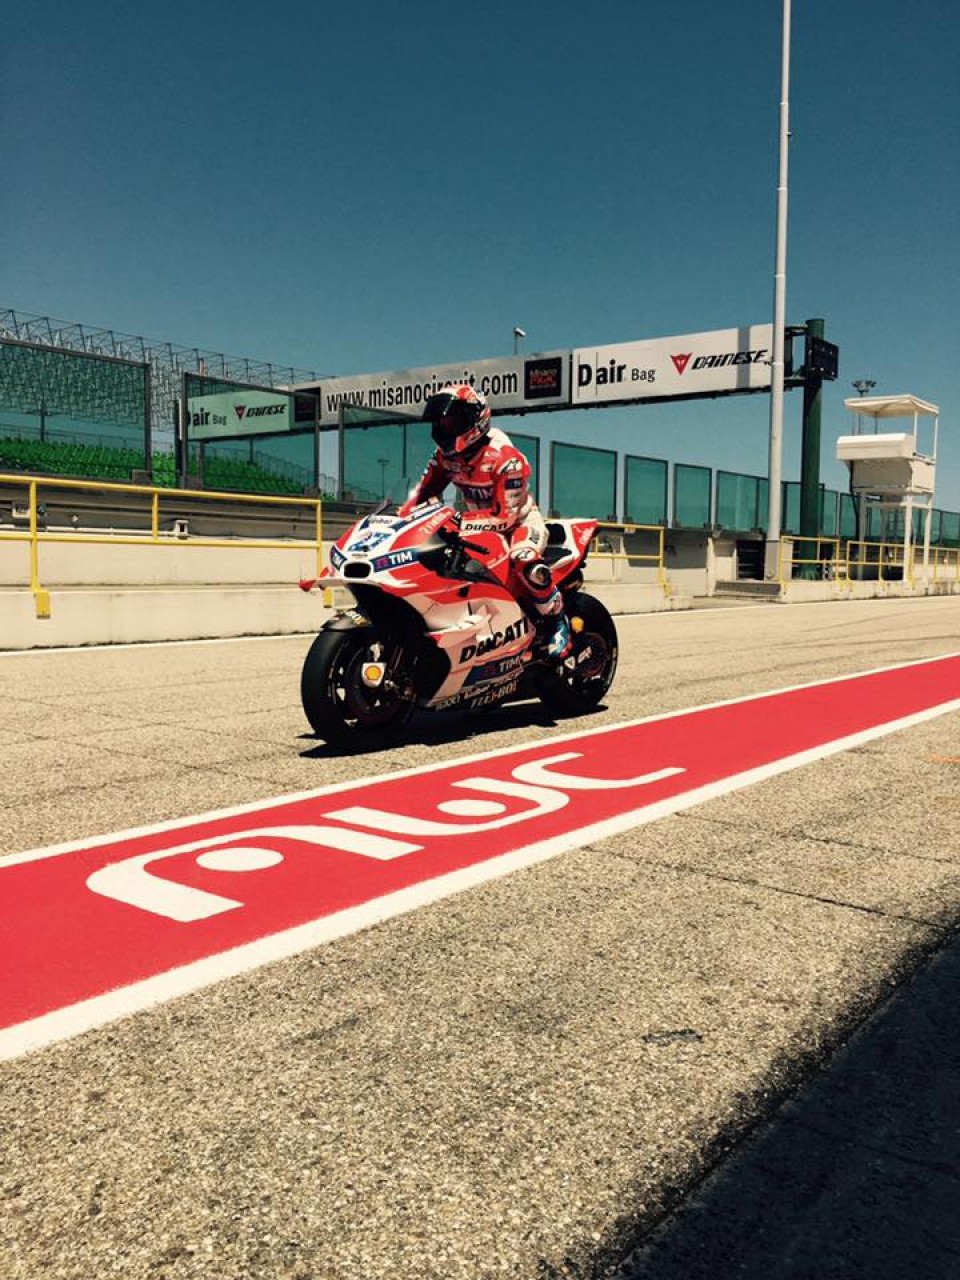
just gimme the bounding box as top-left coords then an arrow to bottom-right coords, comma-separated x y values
535,591 -> 618,716
300,627 -> 415,750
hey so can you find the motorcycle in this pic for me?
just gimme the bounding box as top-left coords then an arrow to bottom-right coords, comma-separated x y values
297,501 -> 618,750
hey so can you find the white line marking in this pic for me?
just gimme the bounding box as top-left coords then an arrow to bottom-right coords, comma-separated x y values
0,632 -> 317,658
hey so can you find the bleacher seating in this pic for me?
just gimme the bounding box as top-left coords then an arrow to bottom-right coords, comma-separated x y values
0,430 -> 325,498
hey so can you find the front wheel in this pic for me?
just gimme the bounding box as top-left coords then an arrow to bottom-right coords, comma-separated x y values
300,627 -> 415,750
535,591 -> 618,717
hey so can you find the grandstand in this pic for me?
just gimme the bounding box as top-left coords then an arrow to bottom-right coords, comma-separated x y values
0,307 -> 336,497
0,424 -> 332,497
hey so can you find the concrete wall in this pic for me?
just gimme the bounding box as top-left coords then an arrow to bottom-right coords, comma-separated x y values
0,533 -> 690,650
0,538 -> 322,588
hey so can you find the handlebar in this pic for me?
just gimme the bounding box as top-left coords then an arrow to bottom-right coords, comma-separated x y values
433,524 -> 486,556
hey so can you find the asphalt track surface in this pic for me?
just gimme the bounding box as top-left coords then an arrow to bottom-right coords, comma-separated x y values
1,596 -> 959,1279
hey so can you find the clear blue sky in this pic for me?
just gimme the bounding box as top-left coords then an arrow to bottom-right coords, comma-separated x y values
4,1 -> 958,504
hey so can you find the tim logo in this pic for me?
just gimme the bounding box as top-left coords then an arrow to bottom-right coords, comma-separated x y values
524,357 -> 563,400
670,354 -> 692,375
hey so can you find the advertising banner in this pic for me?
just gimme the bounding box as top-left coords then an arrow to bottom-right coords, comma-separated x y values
185,386 -> 295,440
572,324 -> 774,406
303,352 -> 569,427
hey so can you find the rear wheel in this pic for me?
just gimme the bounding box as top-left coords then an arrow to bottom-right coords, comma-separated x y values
300,627 -> 415,750
535,591 -> 618,716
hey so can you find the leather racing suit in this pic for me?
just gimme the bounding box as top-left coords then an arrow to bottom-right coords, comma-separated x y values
399,426 -> 563,620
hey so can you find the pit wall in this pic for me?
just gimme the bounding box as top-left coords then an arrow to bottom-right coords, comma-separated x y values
0,540 -> 689,650
2,533 -> 955,651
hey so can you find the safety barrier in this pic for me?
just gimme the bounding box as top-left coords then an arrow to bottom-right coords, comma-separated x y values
773,535 -> 960,594
0,472 -> 324,617
845,539 -> 915,586
779,535 -> 846,583
929,546 -> 960,584
591,521 -> 671,596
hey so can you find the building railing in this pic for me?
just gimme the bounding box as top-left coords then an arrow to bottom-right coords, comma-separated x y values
929,546 -> 960,583
0,471 -> 324,617
779,536 -> 846,583
591,521 -> 671,596
845,539 -> 914,586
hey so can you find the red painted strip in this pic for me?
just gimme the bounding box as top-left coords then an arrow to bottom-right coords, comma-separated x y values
2,655 -> 958,1034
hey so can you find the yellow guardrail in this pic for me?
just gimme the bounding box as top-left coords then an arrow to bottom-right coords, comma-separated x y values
779,535 -> 846,583
929,546 -> 960,583
0,471 -> 324,617
845,538 -> 914,586
780,534 -> 960,588
592,521 -> 671,596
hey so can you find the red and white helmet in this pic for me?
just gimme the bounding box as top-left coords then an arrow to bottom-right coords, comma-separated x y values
423,384 -> 492,459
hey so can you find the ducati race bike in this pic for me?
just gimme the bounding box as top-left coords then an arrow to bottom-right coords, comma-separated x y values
298,501 -> 618,750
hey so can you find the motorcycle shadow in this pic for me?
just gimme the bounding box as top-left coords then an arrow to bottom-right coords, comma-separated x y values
297,696 -> 611,759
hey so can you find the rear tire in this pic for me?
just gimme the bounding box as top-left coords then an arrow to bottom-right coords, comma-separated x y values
300,627 -> 415,750
535,591 -> 618,716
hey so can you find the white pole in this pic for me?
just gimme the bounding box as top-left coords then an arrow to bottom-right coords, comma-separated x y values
765,0 -> 792,579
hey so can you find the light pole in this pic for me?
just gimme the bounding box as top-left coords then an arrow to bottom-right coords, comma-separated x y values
764,0 -> 792,580
377,456 -> 389,499
513,326 -> 526,356
852,378 -> 877,434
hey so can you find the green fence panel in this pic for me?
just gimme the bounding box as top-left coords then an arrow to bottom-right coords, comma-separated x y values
820,489 -> 839,537
780,481 -> 801,534
342,423 -> 407,503
839,493 -> 856,539
625,455 -> 667,525
509,432 -> 540,503
716,470 -> 762,531
551,442 -> 617,519
673,464 -> 712,527
941,511 -> 960,547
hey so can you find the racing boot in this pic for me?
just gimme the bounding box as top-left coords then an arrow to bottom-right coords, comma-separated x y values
534,589 -> 573,660
543,612 -> 572,660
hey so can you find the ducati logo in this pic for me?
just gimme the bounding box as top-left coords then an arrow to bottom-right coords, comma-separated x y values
459,616 -> 530,662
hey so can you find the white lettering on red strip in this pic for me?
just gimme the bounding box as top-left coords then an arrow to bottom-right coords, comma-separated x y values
1,654 -> 958,1060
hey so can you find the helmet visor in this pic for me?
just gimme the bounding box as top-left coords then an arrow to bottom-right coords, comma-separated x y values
423,392 -> 475,430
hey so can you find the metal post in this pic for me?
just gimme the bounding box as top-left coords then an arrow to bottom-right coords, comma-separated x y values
765,0 -> 791,580
313,399 -> 320,494
143,362 -> 153,478
798,318 -> 824,577
337,406 -> 345,502
178,373 -> 189,489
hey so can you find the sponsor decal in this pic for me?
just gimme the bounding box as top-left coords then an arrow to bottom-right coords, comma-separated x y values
459,616 -> 531,662
233,403 -> 286,420
347,531 -> 390,554
330,545 -> 347,570
523,356 -> 564,400
1,654 -> 958,1059
466,654 -> 526,685
690,349 -> 768,371
434,675 -> 522,711
572,325 -> 774,405
461,484 -> 494,504
309,353 -> 569,426
372,549 -> 417,573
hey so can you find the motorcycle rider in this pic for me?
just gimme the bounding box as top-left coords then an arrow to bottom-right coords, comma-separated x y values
398,383 -> 572,659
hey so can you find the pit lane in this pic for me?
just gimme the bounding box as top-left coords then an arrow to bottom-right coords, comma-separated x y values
2,596 -> 959,1279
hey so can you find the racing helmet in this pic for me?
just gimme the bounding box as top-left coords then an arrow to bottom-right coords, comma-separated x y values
423,384 -> 492,459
